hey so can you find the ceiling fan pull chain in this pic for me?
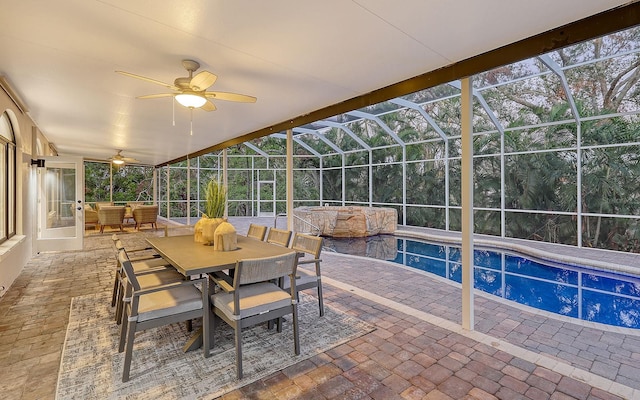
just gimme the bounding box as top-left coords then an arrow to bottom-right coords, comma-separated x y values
190,108 -> 194,135
172,97 -> 176,126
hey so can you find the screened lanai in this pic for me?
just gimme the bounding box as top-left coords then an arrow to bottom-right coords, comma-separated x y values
5,4 -> 640,398
111,26 -> 640,255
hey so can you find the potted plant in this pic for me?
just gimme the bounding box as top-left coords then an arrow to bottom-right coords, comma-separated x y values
194,178 -> 227,245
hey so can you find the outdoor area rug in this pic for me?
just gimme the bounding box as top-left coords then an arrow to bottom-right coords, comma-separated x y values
56,292 -> 374,399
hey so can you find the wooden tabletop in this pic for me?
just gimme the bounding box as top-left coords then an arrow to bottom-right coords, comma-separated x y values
146,234 -> 295,276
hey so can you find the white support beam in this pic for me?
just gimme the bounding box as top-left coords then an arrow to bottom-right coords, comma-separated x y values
388,98 -> 448,140
461,77 -> 475,331
186,156 -> 191,225
292,136 -> 323,157
166,166 -> 170,220
346,110 -> 405,146
286,129 -> 294,230
314,121 -> 372,150
223,149 -> 228,218
109,163 -> 113,202
152,168 -> 157,205
293,127 -> 344,154
243,142 -> 270,158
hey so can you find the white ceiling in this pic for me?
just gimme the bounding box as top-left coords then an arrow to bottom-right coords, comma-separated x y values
0,0 -> 630,165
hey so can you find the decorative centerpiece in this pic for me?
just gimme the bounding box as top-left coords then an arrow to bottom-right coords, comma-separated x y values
213,219 -> 238,251
194,179 -> 227,245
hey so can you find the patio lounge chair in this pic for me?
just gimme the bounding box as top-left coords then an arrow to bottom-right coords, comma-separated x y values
133,205 -> 159,230
98,205 -> 126,233
84,204 -> 98,228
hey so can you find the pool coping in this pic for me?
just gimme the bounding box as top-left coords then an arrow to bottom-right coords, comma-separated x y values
395,228 -> 640,277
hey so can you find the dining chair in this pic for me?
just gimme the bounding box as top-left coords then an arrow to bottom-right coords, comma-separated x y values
111,238 -> 179,323
246,223 -> 268,241
110,234 -> 167,309
117,250 -> 211,382
285,233 -> 325,316
265,228 -> 292,247
209,252 -> 299,379
111,234 -> 159,261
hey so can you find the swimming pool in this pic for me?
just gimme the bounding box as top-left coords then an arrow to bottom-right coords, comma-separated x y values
323,235 -> 640,329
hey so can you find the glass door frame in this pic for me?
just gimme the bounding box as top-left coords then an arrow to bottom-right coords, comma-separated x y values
36,156 -> 84,252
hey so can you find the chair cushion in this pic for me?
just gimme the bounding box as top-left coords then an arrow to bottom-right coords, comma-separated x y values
212,282 -> 291,320
137,285 -> 203,322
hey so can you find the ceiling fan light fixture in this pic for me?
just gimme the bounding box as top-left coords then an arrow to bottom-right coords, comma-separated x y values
112,158 -> 125,165
175,93 -> 206,108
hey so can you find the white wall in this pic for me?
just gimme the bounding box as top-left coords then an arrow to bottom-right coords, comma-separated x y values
0,84 -> 49,297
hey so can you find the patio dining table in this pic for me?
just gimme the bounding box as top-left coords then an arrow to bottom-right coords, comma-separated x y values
146,234 -> 296,351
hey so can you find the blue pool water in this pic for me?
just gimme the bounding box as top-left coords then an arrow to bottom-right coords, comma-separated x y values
324,236 -> 640,329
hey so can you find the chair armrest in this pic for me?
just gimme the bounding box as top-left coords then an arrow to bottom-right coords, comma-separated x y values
128,254 -> 162,262
297,258 -> 321,265
209,272 -> 234,293
126,246 -> 156,253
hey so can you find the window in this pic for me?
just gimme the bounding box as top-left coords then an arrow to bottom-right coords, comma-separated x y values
0,112 -> 16,243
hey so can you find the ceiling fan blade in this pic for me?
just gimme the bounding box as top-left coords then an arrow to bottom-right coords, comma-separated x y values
201,100 -> 217,112
137,93 -> 175,99
204,91 -> 257,103
116,71 -> 178,90
190,71 -> 217,91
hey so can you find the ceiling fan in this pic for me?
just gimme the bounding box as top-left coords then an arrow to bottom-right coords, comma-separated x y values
116,59 -> 257,111
108,150 -> 139,165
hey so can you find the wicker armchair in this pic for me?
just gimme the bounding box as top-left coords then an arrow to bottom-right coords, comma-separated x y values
95,201 -> 114,211
84,204 -> 99,228
133,205 -> 159,230
98,206 -> 126,233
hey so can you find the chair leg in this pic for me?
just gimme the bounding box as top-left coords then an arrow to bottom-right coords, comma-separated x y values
118,304 -> 129,352
115,286 -> 123,323
202,285 -> 211,358
115,280 -> 129,324
110,270 -> 120,307
317,280 -> 325,317
122,319 -> 137,382
211,312 -> 217,349
292,304 -> 300,355
235,327 -> 243,380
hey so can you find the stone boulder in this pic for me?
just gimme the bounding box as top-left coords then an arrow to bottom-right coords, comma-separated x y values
293,206 -> 397,237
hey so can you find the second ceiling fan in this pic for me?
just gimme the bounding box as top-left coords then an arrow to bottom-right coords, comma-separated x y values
116,59 -> 257,111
